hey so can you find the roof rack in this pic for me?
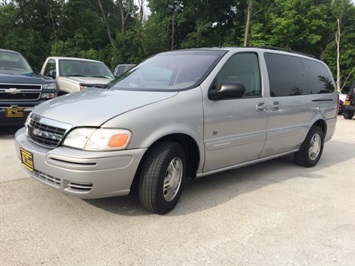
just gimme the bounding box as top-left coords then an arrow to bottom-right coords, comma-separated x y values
256,45 -> 316,59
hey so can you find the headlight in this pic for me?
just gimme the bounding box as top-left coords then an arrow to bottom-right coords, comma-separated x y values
41,83 -> 57,98
42,83 -> 57,90
41,92 -> 57,98
63,128 -> 132,151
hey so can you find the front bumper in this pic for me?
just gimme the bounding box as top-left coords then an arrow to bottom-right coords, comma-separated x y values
0,106 -> 33,126
15,127 -> 146,199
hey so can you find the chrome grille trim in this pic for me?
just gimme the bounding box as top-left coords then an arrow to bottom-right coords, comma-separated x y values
26,114 -> 72,148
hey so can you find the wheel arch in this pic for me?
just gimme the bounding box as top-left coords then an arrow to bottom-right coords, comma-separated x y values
312,119 -> 327,136
131,133 -> 201,189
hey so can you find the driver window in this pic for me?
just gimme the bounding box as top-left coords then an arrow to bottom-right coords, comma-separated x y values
216,53 -> 261,97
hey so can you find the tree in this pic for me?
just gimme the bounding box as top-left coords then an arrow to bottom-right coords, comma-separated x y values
244,0 -> 253,46
117,0 -> 135,33
322,0 -> 355,88
97,0 -> 115,48
249,0 -> 330,57
331,0 -> 352,91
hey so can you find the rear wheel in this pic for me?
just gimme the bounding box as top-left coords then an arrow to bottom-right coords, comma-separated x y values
139,141 -> 186,214
294,126 -> 324,167
343,110 -> 354,119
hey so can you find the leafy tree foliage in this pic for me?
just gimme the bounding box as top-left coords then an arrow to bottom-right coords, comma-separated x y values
0,0 -> 354,86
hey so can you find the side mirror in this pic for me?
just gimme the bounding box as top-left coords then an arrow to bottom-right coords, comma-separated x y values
208,83 -> 246,101
48,70 -> 57,79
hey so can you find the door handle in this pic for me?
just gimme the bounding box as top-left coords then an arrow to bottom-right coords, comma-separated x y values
256,102 -> 266,111
272,102 -> 280,110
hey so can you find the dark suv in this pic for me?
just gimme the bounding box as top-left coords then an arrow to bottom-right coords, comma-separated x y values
0,49 -> 57,126
342,81 -> 355,119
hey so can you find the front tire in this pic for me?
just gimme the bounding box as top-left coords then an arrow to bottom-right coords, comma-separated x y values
294,126 -> 324,167
343,110 -> 354,120
139,141 -> 186,214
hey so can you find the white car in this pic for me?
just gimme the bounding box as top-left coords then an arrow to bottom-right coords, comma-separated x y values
41,57 -> 114,95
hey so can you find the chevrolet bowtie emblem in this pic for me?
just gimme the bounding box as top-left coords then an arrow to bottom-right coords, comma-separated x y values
5,88 -> 21,94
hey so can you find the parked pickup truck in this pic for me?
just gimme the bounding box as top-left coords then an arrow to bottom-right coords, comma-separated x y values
0,48 -> 57,126
342,81 -> 355,119
40,57 -> 115,95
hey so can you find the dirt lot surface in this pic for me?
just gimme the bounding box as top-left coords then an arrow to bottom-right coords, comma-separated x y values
0,117 -> 354,265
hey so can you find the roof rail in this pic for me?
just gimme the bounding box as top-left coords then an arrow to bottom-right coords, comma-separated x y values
257,45 -> 316,59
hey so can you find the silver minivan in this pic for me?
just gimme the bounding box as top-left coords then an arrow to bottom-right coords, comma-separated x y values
15,47 -> 338,214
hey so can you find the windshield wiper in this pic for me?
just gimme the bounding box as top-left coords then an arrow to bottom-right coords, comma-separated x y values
67,74 -> 85,77
91,75 -> 109,78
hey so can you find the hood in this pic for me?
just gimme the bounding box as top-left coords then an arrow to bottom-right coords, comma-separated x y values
0,72 -> 53,84
65,76 -> 112,86
33,88 -> 178,127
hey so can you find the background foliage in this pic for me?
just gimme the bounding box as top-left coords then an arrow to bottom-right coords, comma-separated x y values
0,0 -> 354,87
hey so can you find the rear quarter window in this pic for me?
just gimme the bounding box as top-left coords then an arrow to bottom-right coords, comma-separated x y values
264,53 -> 334,97
303,59 -> 335,94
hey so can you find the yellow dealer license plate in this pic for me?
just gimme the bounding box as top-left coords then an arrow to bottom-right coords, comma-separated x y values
20,148 -> 34,172
343,101 -> 351,106
5,107 -> 24,118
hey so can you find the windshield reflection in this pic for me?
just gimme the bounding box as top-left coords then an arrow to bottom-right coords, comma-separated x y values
0,51 -> 33,75
108,50 -> 226,91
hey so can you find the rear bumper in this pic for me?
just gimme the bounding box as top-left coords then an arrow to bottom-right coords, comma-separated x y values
325,117 -> 337,142
342,102 -> 355,111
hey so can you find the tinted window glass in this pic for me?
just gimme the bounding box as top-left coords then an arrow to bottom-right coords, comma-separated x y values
214,53 -> 261,97
265,53 -> 310,97
303,59 -> 335,94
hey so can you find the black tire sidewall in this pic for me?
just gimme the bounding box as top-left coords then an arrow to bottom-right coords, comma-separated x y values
343,110 -> 354,119
155,143 -> 186,212
139,142 -> 186,214
295,126 -> 324,167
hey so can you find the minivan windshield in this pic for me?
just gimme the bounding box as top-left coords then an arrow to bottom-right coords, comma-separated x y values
107,50 -> 226,91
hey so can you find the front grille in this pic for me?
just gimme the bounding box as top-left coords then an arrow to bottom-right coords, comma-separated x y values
27,114 -> 71,148
0,83 -> 41,101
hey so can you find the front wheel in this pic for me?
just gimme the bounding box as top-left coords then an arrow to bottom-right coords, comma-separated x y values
294,126 -> 324,167
343,110 -> 354,120
139,141 -> 186,214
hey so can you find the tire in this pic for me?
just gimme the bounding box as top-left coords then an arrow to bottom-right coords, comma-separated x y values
139,141 -> 186,214
338,102 -> 343,115
294,126 -> 324,167
343,110 -> 354,120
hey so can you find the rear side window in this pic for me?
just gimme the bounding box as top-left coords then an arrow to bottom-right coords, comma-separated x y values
303,60 -> 335,94
265,53 -> 309,96
265,53 -> 335,97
